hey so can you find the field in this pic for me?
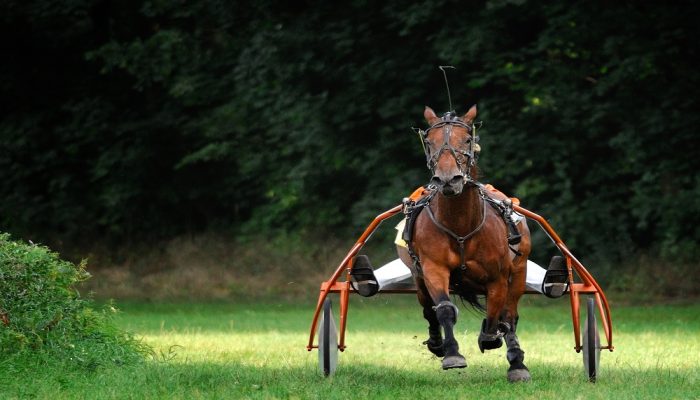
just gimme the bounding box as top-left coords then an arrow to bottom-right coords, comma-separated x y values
3,295 -> 699,399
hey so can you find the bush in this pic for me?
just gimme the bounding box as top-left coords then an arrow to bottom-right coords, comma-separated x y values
0,233 -> 148,369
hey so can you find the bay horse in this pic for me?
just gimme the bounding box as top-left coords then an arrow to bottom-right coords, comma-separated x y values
397,104 -> 532,382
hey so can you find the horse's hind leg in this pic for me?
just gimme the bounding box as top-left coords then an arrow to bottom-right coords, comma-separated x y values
416,278 -> 445,357
504,319 -> 531,382
478,280 -> 508,352
503,260 -> 530,382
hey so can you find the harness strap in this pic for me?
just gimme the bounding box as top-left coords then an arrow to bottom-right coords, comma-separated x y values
480,190 -> 523,248
403,183 -> 522,273
424,195 -> 487,270
403,189 -> 436,276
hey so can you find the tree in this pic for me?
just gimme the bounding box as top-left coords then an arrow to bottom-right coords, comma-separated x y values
1,0 -> 698,264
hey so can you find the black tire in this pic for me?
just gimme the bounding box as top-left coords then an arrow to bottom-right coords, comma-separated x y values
318,298 -> 338,376
582,297 -> 601,382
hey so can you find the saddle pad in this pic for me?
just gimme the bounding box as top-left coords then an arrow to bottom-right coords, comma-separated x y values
395,219 -> 408,248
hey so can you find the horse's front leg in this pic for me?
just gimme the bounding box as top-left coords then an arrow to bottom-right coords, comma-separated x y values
482,273 -> 531,382
423,264 -> 466,370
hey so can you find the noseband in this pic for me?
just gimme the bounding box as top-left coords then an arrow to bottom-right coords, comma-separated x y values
418,112 -> 480,182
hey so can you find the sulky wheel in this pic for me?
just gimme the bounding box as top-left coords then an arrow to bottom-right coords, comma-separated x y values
582,297 -> 601,382
318,297 -> 339,376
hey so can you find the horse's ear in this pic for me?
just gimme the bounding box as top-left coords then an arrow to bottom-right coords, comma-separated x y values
463,104 -> 477,122
424,106 -> 439,124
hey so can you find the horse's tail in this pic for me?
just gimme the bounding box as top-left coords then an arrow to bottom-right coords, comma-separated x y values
450,271 -> 486,313
455,290 -> 486,313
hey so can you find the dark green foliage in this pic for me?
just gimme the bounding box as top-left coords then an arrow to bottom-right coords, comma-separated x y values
1,1 -> 698,264
0,233 -> 147,368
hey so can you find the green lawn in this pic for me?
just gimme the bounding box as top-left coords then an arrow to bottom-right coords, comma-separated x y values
3,296 -> 699,399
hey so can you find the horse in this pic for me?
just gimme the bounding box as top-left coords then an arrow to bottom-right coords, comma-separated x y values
397,104 -> 532,382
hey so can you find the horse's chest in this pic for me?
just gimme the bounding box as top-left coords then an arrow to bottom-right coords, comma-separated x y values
461,260 -> 494,283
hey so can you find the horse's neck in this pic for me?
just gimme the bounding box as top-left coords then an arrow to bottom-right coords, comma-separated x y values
434,186 -> 482,235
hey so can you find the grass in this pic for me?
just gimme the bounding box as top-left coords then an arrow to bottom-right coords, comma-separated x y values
2,296 -> 699,399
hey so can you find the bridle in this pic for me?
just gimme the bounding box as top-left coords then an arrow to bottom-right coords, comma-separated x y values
417,112 -> 481,184
413,111 -> 485,270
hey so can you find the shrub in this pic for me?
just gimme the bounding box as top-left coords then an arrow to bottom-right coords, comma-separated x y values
0,233 -> 148,369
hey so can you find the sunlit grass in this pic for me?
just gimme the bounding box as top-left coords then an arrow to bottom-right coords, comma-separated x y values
127,297 -> 699,398
3,297 -> 698,399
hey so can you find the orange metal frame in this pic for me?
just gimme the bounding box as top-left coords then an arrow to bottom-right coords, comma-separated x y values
306,203 -> 614,354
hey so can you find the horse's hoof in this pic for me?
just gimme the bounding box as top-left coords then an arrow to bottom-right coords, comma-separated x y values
441,355 -> 467,370
478,319 -> 504,353
507,368 -> 531,383
478,336 -> 503,353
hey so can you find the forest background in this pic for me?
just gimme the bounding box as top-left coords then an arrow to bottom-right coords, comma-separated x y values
1,0 -> 698,301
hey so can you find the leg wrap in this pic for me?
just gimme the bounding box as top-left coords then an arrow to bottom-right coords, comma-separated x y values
505,331 -> 527,369
506,331 -> 522,364
478,318 -> 504,352
432,300 -> 466,369
504,325 -> 530,381
423,306 -> 434,320
423,306 -> 445,357
505,331 -> 520,349
423,335 -> 445,357
423,307 -> 441,333
428,327 -> 442,341
433,301 -> 458,325
507,347 -> 525,365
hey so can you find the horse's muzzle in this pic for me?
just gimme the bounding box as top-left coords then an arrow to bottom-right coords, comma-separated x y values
430,174 -> 465,196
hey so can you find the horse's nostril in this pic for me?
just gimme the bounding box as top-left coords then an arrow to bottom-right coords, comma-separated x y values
449,175 -> 464,185
430,176 -> 444,187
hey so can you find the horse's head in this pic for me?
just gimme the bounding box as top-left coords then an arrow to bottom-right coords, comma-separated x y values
420,105 -> 479,196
